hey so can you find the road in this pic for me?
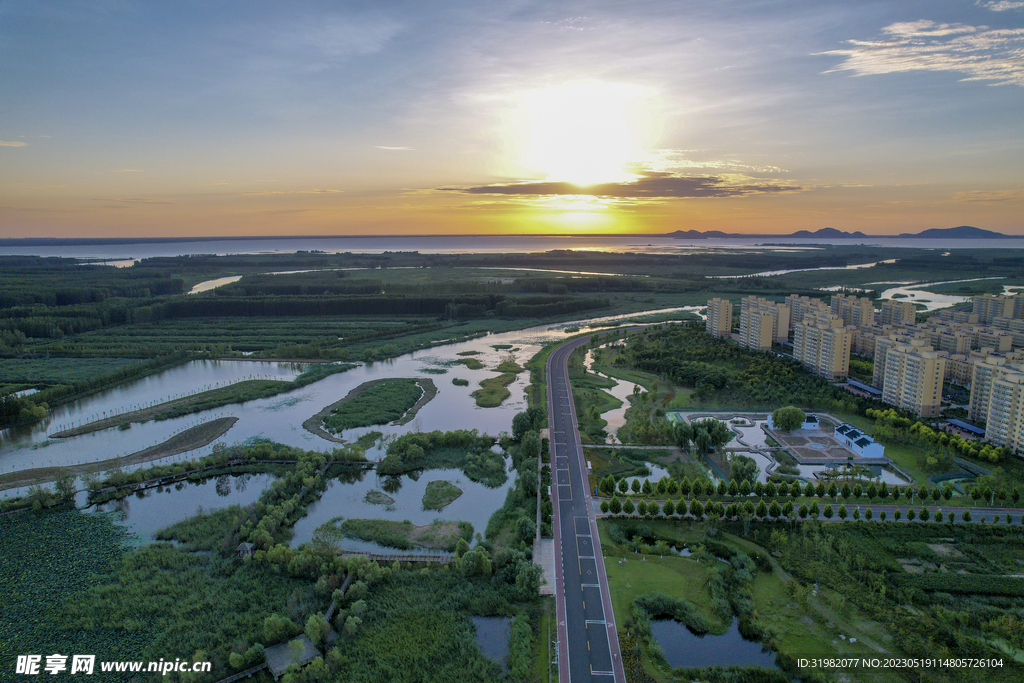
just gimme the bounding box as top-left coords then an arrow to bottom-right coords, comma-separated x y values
548,336 -> 625,683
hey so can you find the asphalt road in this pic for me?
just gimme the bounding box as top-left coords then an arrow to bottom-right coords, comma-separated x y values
548,335 -> 625,683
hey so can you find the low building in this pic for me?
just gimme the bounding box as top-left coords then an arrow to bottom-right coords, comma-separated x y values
834,424 -> 886,459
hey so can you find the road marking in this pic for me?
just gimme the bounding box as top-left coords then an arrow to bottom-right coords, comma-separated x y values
578,555 -> 595,559
585,619 -> 606,625
582,584 -> 600,589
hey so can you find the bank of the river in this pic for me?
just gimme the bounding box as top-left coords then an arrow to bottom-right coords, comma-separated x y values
0,417 -> 238,491
50,379 -> 287,438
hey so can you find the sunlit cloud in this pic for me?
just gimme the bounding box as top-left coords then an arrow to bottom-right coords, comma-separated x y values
818,20 -> 1024,86
375,146 -> 414,151
978,1 -> 1024,11
442,172 -> 801,199
0,140 -> 28,147
952,189 -> 1024,202
241,189 -> 344,195
96,197 -> 176,205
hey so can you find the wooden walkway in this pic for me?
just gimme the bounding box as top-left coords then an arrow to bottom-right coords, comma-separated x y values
339,549 -> 455,563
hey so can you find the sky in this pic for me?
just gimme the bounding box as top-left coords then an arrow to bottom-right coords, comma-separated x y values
1,0 -> 1023,238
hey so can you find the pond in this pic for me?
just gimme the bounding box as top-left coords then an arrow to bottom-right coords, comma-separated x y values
85,472 -> 276,541
471,616 -> 511,668
650,618 -> 777,670
584,346 -> 642,444
289,465 -> 515,552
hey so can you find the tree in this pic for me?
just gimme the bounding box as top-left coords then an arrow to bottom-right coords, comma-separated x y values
828,482 -> 838,500
717,480 -> 727,496
804,482 -> 816,498
942,484 -> 953,501
823,504 -> 834,520
782,500 -> 794,518
618,478 -> 629,494
865,508 -> 873,521
662,499 -> 675,516
866,483 -> 878,500
772,405 -> 805,432
692,480 -> 705,497
798,503 -> 809,519
740,479 -> 752,496
516,517 -> 536,543
765,481 -> 777,498
690,500 -> 704,519
54,472 -> 76,502
879,510 -> 886,521
840,482 -> 852,500
642,479 -> 652,495
778,482 -> 790,497
838,504 -> 848,520
636,501 -> 648,517
754,481 -> 765,498
674,422 -> 693,451
679,477 -> 692,499
631,479 -> 641,494
906,508 -> 916,521
610,497 -> 622,514
809,501 -> 820,518
891,486 -> 902,503
728,479 -> 739,497
305,614 -> 329,647
930,487 -> 941,502
879,481 -> 889,499
894,509 -> 902,521
918,507 -> 930,522
961,510 -> 972,522
816,482 -> 826,498
622,498 -> 635,515
647,501 -> 660,517
600,500 -> 610,514
852,484 -> 863,499
768,500 -> 782,518
730,455 -> 759,485
756,500 -> 768,518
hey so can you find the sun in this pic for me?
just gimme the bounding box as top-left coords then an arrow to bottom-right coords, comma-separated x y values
518,82 -> 654,186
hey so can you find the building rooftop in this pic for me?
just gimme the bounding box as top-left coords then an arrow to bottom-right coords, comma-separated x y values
845,379 -> 882,396
265,636 -> 320,680
947,418 -> 985,436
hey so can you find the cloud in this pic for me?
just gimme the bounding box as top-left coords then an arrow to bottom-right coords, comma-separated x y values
375,146 -> 414,151
298,16 -> 402,59
978,1 -> 1024,11
0,140 -> 28,147
441,172 -> 800,199
241,189 -> 344,196
110,168 -> 144,172
96,197 -> 176,205
952,189 -> 1024,202
818,20 -> 1024,87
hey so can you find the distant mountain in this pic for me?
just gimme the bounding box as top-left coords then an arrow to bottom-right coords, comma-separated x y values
789,227 -> 869,239
897,225 -> 1010,239
667,226 -> 1011,239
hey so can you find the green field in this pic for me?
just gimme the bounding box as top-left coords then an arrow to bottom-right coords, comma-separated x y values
323,378 -> 432,433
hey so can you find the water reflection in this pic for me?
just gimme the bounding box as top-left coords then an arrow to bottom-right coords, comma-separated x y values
472,616 -> 511,668
651,618 -> 777,670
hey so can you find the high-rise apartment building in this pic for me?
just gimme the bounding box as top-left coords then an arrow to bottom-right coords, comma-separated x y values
879,339 -> 946,418
705,298 -> 734,338
831,294 -> 875,328
793,314 -> 852,380
739,297 -> 790,351
784,295 -> 828,330
872,332 -> 927,387
982,372 -> 1024,455
880,300 -> 917,326
968,357 -> 1022,422
974,294 -> 1016,325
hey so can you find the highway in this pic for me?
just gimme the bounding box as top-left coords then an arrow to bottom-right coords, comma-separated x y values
547,335 -> 625,683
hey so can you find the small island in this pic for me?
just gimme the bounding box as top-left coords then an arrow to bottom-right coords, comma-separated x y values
422,480 -> 463,510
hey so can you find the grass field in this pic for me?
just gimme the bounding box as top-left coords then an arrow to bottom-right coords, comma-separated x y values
472,372 -> 519,408
422,480 -> 463,510
0,357 -> 143,386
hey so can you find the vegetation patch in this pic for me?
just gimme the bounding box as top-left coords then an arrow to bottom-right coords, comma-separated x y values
419,367 -> 448,374
452,377 -> 470,386
323,378 -> 428,433
457,350 -> 482,356
422,479 -> 464,510
496,359 -> 524,373
337,518 -> 473,551
364,489 -> 396,506
472,373 -> 518,408
380,430 -> 508,487
355,431 -> 383,450
456,357 -> 484,370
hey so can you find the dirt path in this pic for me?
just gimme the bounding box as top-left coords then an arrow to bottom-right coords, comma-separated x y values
1,417 -> 238,491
